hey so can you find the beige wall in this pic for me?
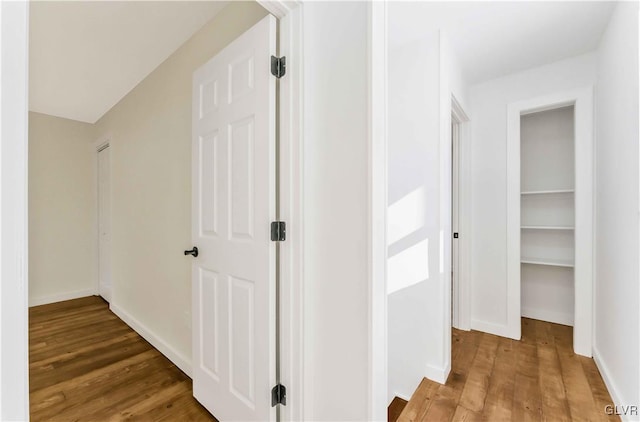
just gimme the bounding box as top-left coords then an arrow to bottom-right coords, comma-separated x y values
92,1 -> 268,372
29,111 -> 96,305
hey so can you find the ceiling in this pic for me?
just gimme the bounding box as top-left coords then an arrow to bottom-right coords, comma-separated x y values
30,1 -> 228,123
388,1 -> 616,85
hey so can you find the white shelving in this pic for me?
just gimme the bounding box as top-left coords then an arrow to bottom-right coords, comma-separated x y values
521,189 -> 574,195
521,225 -> 574,230
521,256 -> 574,268
520,106 -> 575,327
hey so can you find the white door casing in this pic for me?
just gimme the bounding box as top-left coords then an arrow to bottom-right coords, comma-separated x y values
450,96 -> 470,331
191,15 -> 277,421
506,87 -> 594,355
451,121 -> 459,326
0,1 -> 30,418
98,144 -> 112,302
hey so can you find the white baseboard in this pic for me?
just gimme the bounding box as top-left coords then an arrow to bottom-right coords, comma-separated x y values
99,285 -> 111,303
390,376 -> 424,404
29,288 -> 97,307
425,361 -> 449,385
452,321 -> 472,331
521,307 -> 573,327
110,303 -> 192,378
391,392 -> 411,402
471,318 -> 517,340
593,346 -> 637,422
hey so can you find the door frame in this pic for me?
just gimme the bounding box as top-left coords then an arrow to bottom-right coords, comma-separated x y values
506,87 -> 594,356
451,96 -> 471,331
369,1 -> 388,420
255,2 -> 304,421
0,1 -> 30,419
266,4 -> 387,419
93,135 -> 112,302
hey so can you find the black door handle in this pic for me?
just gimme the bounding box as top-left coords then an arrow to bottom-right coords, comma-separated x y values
184,247 -> 199,257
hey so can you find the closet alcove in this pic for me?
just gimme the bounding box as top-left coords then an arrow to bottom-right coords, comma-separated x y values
507,89 -> 594,356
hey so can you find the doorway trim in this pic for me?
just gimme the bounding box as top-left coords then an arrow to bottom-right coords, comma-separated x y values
93,135 -> 111,302
0,1 -> 30,418
506,86 -> 594,356
255,2 -> 304,421
369,1 -> 388,420
451,95 -> 471,331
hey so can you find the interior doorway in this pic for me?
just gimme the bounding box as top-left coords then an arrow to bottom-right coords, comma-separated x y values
451,96 -> 469,331
451,119 -> 459,326
97,143 -> 111,303
506,88 -> 594,356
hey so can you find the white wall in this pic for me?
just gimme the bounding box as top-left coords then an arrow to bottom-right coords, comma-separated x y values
92,2 -> 268,374
387,34 -> 442,400
594,1 -> 640,414
0,1 -> 30,418
386,24 -> 469,399
302,2 -> 371,420
468,53 -> 596,337
29,112 -> 96,306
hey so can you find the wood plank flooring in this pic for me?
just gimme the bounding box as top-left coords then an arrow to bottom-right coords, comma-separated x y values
29,296 -> 216,421
389,397 -> 409,422
394,318 -> 618,422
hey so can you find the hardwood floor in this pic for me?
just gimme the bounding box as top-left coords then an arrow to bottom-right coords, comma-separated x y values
29,296 -> 216,421
394,318 -> 618,422
33,299 -> 618,421
389,397 -> 409,422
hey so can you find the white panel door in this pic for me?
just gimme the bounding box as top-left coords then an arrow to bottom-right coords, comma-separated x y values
191,15 -> 276,422
98,145 -> 111,302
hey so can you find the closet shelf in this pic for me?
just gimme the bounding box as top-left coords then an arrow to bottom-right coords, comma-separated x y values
521,257 -> 574,268
521,225 -> 574,230
521,189 -> 574,195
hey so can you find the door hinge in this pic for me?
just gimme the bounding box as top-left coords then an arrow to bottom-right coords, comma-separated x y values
271,221 -> 286,241
271,56 -> 286,79
271,384 -> 287,406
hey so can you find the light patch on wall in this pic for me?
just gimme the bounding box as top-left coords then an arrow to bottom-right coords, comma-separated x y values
387,239 -> 429,294
387,187 -> 426,245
